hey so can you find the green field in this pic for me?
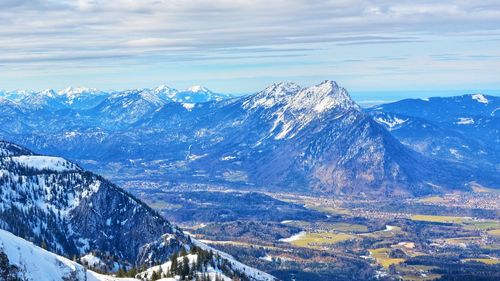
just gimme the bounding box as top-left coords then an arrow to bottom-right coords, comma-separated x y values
401,274 -> 442,281
410,215 -> 466,224
369,248 -> 405,268
329,223 -> 369,233
463,220 -> 500,231
463,258 -> 500,265
305,205 -> 351,215
289,232 -> 353,249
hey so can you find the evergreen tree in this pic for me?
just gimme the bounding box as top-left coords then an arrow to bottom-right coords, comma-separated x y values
151,270 -> 160,281
181,256 -> 190,278
170,252 -> 178,276
0,251 -> 23,281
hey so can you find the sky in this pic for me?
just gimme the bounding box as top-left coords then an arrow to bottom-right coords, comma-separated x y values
1,0 -> 500,96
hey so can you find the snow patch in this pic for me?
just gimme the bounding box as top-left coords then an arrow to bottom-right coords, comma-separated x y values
81,254 -> 105,268
472,94 -> 489,104
455,117 -> 474,125
221,155 -> 237,161
182,103 -> 195,110
375,116 -> 408,129
279,231 -> 306,243
10,155 -> 79,172
449,148 -> 462,159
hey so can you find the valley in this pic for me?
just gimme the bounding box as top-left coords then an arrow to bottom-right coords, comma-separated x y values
129,186 -> 500,281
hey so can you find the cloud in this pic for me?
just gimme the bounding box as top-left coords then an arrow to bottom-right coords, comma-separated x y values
0,1 -> 499,91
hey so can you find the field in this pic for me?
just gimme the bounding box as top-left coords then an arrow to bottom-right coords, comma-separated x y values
304,205 -> 351,215
369,248 -> 405,268
401,274 -> 442,281
462,258 -> 500,265
287,232 -> 354,249
418,196 -> 445,203
282,221 -> 369,233
463,220 -> 500,230
410,215 -> 466,224
329,223 -> 369,233
488,229 -> 500,237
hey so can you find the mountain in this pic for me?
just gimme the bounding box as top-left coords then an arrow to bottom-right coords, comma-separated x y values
0,82 -> 498,196
56,87 -> 108,110
368,94 -> 500,171
0,140 -> 184,265
173,85 -> 233,103
163,80 -> 488,195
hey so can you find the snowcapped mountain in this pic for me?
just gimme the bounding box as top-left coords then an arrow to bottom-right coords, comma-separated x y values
368,94 -> 500,171
56,87 -> 108,109
174,85 -> 232,103
0,82 -> 498,196
0,85 -> 230,110
0,140 -> 184,265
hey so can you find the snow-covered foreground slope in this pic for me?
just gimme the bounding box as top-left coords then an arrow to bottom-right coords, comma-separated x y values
0,228 -> 136,281
0,228 -> 275,281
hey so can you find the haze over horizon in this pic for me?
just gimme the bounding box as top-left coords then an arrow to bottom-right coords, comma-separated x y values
1,1 -> 500,96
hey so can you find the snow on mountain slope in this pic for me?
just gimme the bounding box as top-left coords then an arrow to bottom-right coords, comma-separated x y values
0,140 -> 180,264
191,239 -> 276,281
0,228 -> 274,281
8,155 -> 80,172
367,94 -> 500,173
173,85 -> 231,103
0,228 -> 136,281
139,254 -> 233,281
243,80 -> 360,140
472,93 -> 489,104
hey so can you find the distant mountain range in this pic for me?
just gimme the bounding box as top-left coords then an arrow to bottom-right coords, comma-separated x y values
0,81 -> 498,196
368,94 -> 499,172
0,85 -> 231,110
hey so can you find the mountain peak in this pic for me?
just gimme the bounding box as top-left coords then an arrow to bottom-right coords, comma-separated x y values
243,82 -> 301,109
301,80 -> 358,112
153,84 -> 176,92
40,89 -> 56,97
57,87 -> 101,98
185,85 -> 211,93
245,80 -> 358,113
263,82 -> 302,95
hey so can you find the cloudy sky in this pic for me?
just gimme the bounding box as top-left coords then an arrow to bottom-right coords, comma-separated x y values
1,0 -> 500,94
